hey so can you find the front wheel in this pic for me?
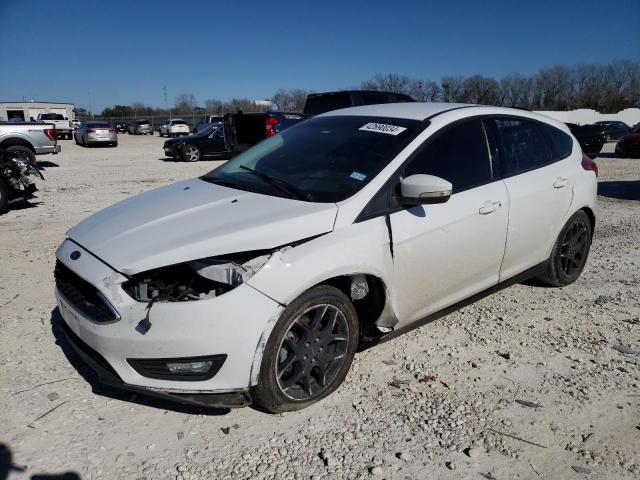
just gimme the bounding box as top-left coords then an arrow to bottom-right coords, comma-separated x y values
181,144 -> 201,162
537,210 -> 592,287
252,285 -> 359,413
5,145 -> 36,165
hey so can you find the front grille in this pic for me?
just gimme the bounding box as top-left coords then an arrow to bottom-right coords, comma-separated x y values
54,260 -> 119,323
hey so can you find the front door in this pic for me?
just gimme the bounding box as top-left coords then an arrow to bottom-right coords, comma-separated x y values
390,118 -> 509,326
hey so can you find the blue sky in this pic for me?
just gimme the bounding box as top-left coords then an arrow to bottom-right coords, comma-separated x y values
1,0 -> 638,113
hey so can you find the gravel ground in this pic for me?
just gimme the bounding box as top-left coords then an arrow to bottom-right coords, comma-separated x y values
0,134 -> 638,480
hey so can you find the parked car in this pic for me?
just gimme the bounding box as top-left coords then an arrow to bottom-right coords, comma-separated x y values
74,121 -> 117,147
303,90 -> 415,116
127,119 -> 153,135
110,121 -> 128,133
566,124 -> 606,157
193,115 -> 223,134
163,125 -> 230,161
37,113 -> 73,140
615,123 -> 640,158
70,119 -> 81,130
593,121 -> 631,141
54,103 -> 597,412
0,121 -> 60,164
0,148 -> 44,214
159,119 -> 190,137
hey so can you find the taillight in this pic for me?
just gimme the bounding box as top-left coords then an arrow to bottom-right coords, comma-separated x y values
265,117 -> 280,137
44,128 -> 57,141
87,129 -> 96,133
109,128 -> 116,133
581,153 -> 598,177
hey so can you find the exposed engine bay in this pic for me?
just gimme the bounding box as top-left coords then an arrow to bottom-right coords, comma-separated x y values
122,251 -> 272,302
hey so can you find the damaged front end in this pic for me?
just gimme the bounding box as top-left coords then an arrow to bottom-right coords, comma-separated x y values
122,251 -> 272,303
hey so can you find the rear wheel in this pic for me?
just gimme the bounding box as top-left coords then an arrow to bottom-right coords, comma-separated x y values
537,210 -> 592,287
5,145 -> 36,165
0,180 -> 9,215
252,285 -> 359,413
159,130 -> 163,137
182,144 -> 201,162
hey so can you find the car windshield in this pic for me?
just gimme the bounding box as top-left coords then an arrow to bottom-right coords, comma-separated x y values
202,115 -> 422,202
172,120 -> 187,125
87,122 -> 109,128
198,125 -> 218,136
137,120 -> 150,125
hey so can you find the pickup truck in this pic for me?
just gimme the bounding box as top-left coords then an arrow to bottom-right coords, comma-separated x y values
0,122 -> 61,164
37,113 -> 73,139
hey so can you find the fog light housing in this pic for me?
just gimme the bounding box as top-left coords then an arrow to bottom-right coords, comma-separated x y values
127,354 -> 227,381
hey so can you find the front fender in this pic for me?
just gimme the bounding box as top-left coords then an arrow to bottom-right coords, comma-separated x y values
247,217 -> 395,307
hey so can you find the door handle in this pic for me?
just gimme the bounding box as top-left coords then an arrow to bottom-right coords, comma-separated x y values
553,177 -> 568,188
479,201 -> 501,215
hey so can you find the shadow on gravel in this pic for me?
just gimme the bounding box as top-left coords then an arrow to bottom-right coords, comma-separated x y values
7,200 -> 42,211
1,443 -> 80,480
598,180 -> 640,201
36,161 -> 59,168
50,309 -> 231,416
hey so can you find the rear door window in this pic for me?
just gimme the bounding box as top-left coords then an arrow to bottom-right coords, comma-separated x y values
405,118 -> 492,193
494,118 -> 551,177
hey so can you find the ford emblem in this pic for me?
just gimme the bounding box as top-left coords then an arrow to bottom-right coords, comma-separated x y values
70,251 -> 81,260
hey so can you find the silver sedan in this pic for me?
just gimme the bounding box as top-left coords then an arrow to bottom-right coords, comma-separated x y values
74,121 -> 118,147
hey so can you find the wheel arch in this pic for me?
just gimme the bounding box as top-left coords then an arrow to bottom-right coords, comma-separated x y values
0,137 -> 36,153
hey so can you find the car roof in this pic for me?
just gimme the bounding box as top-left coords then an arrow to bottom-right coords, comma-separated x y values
318,102 -> 474,120
317,102 -> 572,132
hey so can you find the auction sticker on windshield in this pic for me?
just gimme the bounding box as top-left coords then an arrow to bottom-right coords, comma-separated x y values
359,123 -> 407,135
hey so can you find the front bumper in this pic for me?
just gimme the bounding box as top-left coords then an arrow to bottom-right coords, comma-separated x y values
54,239 -> 282,399
35,144 -> 62,155
58,319 -> 251,408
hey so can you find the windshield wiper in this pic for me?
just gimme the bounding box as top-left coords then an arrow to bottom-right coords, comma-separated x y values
238,165 -> 313,201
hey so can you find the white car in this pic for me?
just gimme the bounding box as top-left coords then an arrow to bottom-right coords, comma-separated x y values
54,103 -> 598,412
159,118 -> 190,137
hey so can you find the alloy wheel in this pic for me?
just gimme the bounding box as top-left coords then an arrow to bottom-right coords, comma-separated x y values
276,304 -> 349,401
559,219 -> 589,277
183,145 -> 200,162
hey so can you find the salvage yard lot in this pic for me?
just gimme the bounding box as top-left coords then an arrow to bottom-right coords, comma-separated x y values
1,134 -> 639,479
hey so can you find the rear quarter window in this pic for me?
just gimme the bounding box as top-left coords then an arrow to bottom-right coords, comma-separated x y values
540,123 -> 573,160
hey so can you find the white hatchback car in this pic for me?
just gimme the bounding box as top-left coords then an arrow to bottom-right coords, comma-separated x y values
54,103 -> 598,412
159,118 -> 190,137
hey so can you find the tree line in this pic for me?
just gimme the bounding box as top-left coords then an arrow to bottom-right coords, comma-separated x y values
98,59 -> 639,117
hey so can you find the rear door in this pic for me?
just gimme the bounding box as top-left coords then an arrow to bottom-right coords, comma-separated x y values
490,117 -> 575,280
390,117 -> 509,325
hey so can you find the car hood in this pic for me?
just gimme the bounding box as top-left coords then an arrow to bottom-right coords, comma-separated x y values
67,177 -> 338,275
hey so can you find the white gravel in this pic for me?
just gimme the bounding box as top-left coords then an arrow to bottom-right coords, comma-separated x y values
0,135 -> 638,479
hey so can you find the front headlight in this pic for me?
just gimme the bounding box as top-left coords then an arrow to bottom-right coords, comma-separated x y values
122,252 -> 271,302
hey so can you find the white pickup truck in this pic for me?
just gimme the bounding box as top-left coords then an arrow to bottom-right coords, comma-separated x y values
37,113 -> 73,139
0,122 -> 61,164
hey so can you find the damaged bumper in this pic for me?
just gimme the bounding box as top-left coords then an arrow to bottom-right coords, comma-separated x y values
54,239 -> 282,401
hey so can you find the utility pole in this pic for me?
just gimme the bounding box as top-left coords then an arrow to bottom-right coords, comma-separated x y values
163,85 -> 171,119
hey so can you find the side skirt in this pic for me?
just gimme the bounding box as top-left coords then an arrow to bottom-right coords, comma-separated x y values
361,261 -> 547,349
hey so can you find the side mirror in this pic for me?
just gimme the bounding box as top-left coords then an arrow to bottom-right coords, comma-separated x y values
398,174 -> 452,205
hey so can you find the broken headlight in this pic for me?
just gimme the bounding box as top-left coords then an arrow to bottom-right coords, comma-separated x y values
122,252 -> 271,302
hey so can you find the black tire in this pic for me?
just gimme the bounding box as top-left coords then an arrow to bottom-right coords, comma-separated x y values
159,131 -> 163,137
74,134 -> 79,145
181,144 -> 201,162
112,142 -> 118,147
252,285 -> 359,413
0,179 -> 9,215
537,210 -> 592,287
5,145 -> 36,165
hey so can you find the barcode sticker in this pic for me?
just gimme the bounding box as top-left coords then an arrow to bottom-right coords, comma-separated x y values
359,122 -> 407,136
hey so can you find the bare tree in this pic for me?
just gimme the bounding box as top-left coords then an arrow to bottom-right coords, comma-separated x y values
272,89 -> 292,110
174,94 -> 198,112
440,76 -> 465,103
499,73 -> 534,108
408,79 -> 441,101
204,99 -> 223,114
